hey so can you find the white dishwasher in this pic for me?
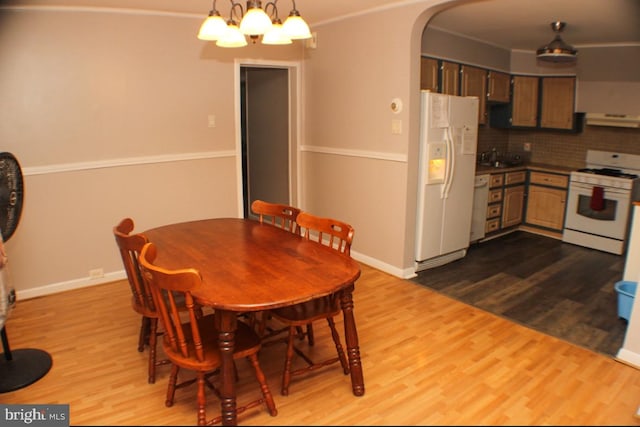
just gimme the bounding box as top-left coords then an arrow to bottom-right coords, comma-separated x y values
470,174 -> 490,243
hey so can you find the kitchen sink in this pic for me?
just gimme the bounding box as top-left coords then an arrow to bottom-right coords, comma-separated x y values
478,161 -> 523,169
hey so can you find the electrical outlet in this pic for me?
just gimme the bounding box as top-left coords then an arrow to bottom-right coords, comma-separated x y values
523,142 -> 531,152
89,268 -> 104,279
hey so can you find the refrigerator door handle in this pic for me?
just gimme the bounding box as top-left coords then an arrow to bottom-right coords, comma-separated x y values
440,133 -> 450,198
442,126 -> 455,199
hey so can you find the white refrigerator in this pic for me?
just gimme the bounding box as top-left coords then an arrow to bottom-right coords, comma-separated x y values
415,91 -> 479,272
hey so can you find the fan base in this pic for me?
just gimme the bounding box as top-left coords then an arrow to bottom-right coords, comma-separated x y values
0,348 -> 52,393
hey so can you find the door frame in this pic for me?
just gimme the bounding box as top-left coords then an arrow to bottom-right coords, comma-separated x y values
233,58 -> 303,217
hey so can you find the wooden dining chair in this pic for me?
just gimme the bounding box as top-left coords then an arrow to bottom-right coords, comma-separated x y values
268,211 -> 354,396
250,199 -> 301,233
250,199 -> 303,338
113,217 -> 169,384
138,242 -> 278,426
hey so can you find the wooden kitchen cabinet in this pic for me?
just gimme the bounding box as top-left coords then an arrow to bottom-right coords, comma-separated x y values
483,169 -> 527,236
525,171 -> 569,233
440,61 -> 460,95
540,77 -> 576,130
502,185 -> 525,228
484,170 -> 526,235
490,174 -> 504,187
501,171 -> 526,229
510,76 -> 539,127
420,57 -> 439,92
489,75 -> 538,129
485,172 -> 504,235
504,170 -> 526,186
460,65 -> 487,124
487,70 -> 510,103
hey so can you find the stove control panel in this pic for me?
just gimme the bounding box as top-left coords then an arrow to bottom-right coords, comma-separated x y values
570,172 -> 637,190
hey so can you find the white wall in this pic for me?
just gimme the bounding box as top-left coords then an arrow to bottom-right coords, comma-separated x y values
0,6 -> 302,298
301,2 -> 447,277
1,1 -> 457,299
617,204 -> 640,367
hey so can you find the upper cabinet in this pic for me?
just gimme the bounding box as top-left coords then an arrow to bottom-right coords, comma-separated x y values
419,57 -> 460,95
419,56 -> 580,131
420,57 -> 439,93
440,61 -> 460,95
489,75 -> 581,132
510,75 -> 539,127
460,65 -> 487,124
540,77 -> 576,130
487,71 -> 510,103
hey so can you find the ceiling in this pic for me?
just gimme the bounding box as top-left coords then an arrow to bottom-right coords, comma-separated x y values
5,0 -> 640,52
427,0 -> 640,52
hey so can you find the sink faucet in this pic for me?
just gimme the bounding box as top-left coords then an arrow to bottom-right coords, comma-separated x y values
489,148 -> 498,165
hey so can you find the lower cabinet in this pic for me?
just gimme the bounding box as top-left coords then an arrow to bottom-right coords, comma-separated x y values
481,168 -> 568,240
485,170 -> 526,235
502,185 -> 525,228
524,171 -> 569,232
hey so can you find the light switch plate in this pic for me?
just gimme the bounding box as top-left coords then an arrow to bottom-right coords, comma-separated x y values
391,119 -> 402,134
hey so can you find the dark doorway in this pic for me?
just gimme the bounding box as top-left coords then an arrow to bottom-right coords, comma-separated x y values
240,66 -> 290,219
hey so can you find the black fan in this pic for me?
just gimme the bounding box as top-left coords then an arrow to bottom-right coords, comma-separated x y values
0,152 -> 24,241
0,152 -> 52,393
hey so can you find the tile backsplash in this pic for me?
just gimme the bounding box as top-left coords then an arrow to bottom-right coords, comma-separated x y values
478,124 -> 640,169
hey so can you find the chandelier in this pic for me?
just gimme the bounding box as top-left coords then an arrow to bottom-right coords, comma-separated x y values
197,0 -> 312,48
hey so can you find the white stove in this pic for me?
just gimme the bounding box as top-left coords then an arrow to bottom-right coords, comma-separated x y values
563,150 -> 640,255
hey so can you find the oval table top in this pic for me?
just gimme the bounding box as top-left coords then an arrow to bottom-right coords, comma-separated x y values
144,218 -> 362,312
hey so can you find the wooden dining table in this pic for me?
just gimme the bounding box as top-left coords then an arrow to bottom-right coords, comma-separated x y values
144,217 -> 364,425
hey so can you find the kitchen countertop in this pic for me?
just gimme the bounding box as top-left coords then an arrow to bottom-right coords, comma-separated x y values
475,162 -> 575,175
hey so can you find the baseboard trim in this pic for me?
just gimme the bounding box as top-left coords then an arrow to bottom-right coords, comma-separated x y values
615,348 -> 640,369
17,271 -> 126,301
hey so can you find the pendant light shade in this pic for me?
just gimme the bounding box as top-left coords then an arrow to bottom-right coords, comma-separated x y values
536,21 -> 577,63
282,9 -> 311,39
262,20 -> 293,45
216,21 -> 248,48
197,11 -> 228,41
239,2 -> 273,35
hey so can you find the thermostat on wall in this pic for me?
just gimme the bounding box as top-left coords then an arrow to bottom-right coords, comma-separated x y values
391,98 -> 403,114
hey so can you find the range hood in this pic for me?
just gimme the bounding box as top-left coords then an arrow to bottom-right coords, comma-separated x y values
585,113 -> 640,128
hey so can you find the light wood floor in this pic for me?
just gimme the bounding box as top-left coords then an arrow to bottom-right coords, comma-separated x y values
3,263 -> 640,426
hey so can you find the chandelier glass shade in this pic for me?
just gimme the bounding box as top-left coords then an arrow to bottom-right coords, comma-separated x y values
262,19 -> 293,45
198,0 -> 311,47
536,21 -> 578,63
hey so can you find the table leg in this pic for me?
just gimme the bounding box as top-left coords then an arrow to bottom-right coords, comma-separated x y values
340,285 -> 365,396
215,310 -> 238,425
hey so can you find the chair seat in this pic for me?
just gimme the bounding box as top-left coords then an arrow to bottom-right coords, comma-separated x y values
270,295 -> 341,325
164,315 -> 262,370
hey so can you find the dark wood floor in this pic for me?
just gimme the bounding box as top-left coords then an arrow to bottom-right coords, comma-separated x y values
410,231 -> 629,357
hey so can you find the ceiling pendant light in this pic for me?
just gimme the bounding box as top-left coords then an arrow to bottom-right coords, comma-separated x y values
239,1 -> 273,36
282,1 -> 311,40
536,21 -> 578,63
262,18 -> 292,45
261,3 -> 291,45
197,4 -> 227,41
197,0 -> 311,47
216,20 -> 248,48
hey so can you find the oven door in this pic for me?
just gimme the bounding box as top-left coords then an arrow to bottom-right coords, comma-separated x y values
564,181 -> 631,240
